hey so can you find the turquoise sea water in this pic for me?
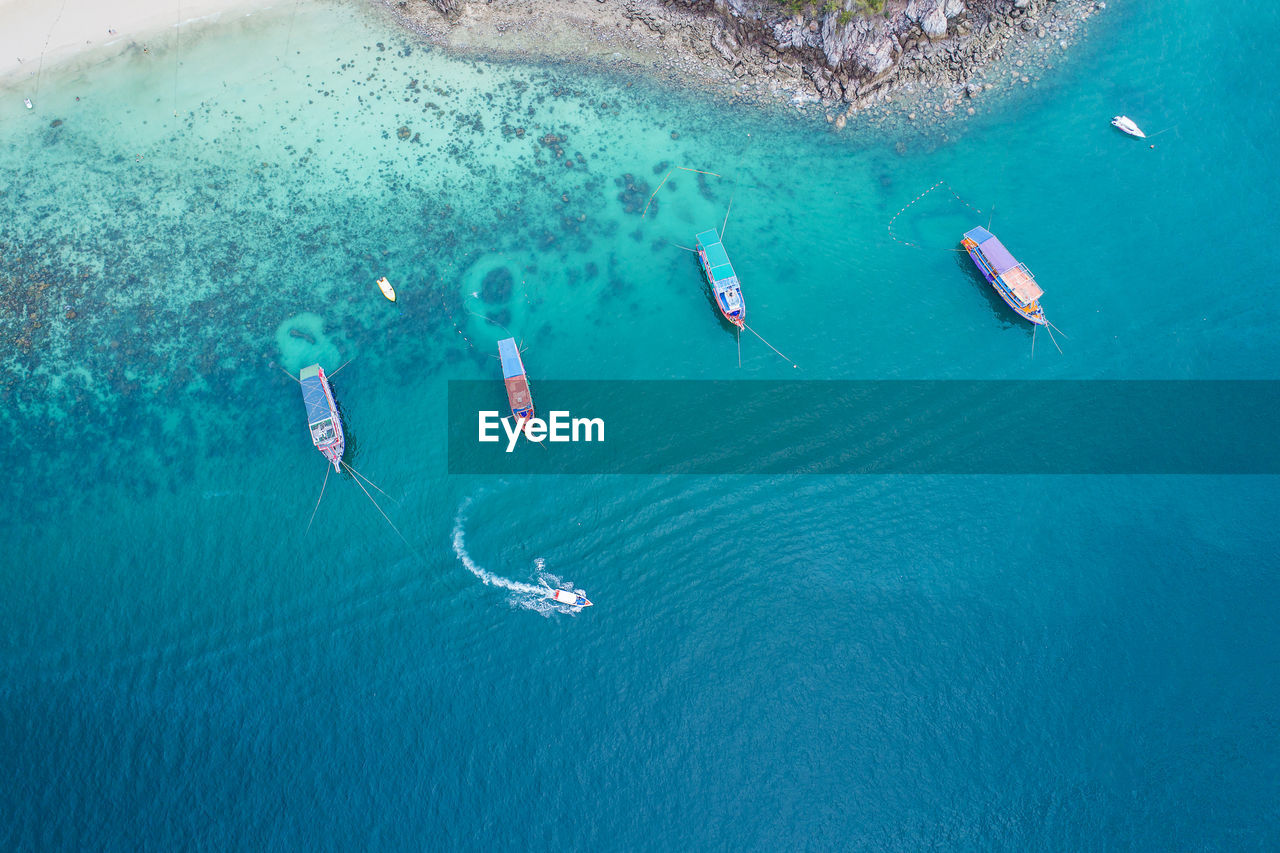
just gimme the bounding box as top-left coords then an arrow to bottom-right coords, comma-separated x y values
2,0 -> 1278,848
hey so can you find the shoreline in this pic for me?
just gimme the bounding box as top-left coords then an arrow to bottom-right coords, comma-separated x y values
1,0 -> 1111,134
0,0 -> 282,91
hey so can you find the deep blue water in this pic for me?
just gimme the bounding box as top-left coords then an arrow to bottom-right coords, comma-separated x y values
1,0 -> 1277,848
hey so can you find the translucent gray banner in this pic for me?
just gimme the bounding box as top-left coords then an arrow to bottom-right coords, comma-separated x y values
446,381 -> 1280,474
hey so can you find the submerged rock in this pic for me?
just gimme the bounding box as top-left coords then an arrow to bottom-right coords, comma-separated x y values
480,266 -> 513,303
616,173 -> 652,216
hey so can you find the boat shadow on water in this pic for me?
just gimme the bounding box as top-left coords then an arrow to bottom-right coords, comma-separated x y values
954,252 -> 1026,332
328,379 -> 360,478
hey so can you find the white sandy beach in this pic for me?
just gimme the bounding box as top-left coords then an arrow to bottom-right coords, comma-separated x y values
0,0 -> 280,87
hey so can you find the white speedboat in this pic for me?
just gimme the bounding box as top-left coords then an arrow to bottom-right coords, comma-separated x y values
24,98 -> 32,109
547,587 -> 592,607
376,276 -> 396,302
1111,115 -> 1146,138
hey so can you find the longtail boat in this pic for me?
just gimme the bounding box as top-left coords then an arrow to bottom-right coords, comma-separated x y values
961,226 -> 1046,326
695,229 -> 745,329
497,337 -> 534,422
299,363 -> 345,471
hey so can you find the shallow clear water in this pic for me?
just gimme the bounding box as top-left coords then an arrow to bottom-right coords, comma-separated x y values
1,0 -> 1277,848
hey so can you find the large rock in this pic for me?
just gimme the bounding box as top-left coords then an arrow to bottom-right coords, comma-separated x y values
906,0 -> 956,39
819,12 -> 897,75
921,7 -> 948,37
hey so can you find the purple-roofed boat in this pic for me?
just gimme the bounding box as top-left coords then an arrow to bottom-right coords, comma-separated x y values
961,227 -> 1046,326
299,364 -> 345,471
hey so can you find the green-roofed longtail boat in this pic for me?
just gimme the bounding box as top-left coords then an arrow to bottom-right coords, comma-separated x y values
299,364 -> 345,471
695,228 -> 745,329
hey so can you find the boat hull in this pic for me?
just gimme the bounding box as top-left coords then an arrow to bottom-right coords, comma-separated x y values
962,238 -> 1046,326
300,364 -> 346,472
1111,116 -> 1146,138
498,338 -> 534,426
710,283 -> 746,329
697,252 -> 745,328
549,589 -> 591,607
376,276 -> 396,302
694,230 -> 745,329
316,369 -> 346,471
988,277 -> 1046,325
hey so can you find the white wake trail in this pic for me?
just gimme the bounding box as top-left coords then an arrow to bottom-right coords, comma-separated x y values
451,520 -> 543,596
452,507 -> 587,613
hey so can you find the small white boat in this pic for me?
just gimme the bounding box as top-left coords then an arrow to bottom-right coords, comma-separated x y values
24,98 -> 33,109
1111,115 -> 1146,138
547,587 -> 592,608
376,276 -> 396,302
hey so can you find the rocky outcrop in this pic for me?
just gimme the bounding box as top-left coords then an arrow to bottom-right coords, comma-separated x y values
390,0 -> 1102,113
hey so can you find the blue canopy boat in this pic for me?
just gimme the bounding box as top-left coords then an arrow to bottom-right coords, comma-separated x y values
299,364 -> 345,471
695,229 -> 745,329
497,337 -> 533,422
961,227 -> 1046,326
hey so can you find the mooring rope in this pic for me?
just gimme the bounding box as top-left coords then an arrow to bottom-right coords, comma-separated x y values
453,322 -> 479,353
887,179 -> 982,250
642,169 -> 673,219
1044,322 -> 1063,354
744,323 -> 797,368
464,307 -> 516,340
347,463 -> 412,549
305,466 -> 330,534
642,166 -> 729,220
269,359 -> 300,384
342,460 -> 399,504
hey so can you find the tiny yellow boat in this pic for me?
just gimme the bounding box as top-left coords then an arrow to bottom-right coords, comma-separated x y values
376,276 -> 396,302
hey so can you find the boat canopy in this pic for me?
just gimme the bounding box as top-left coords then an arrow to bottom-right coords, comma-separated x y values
1001,266 -> 1043,303
965,226 -> 1044,302
696,229 -> 738,285
299,364 -> 333,426
498,337 -> 526,379
963,227 -> 1019,273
